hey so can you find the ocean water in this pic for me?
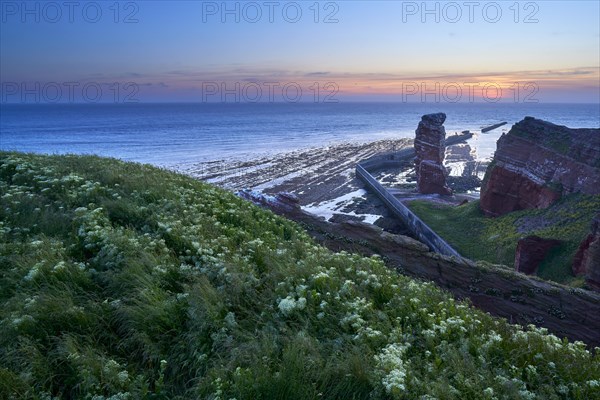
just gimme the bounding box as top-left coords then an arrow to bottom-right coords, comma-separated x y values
1,103 -> 598,166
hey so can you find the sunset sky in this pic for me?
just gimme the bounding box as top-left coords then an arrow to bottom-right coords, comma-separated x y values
1,0 -> 599,102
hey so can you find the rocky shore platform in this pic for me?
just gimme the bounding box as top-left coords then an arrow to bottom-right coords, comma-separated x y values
174,137 -> 485,236
174,139 -> 416,235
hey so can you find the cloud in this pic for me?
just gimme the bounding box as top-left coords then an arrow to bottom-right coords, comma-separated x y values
50,65 -> 595,101
305,71 -> 330,76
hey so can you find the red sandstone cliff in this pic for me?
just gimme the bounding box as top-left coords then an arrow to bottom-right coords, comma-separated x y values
480,117 -> 600,217
573,214 -> 600,290
514,236 -> 562,275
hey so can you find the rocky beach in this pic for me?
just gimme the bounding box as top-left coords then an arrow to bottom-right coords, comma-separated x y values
174,138 -> 415,233
174,128 -> 494,233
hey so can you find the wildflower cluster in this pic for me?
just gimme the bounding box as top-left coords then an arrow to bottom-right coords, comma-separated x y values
0,152 -> 598,399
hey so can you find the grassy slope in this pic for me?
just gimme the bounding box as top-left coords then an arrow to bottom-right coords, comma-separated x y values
408,196 -> 600,286
1,152 -> 599,400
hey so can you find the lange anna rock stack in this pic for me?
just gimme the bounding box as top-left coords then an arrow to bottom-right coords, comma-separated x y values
414,113 -> 452,195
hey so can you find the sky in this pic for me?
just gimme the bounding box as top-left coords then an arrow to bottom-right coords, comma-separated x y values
1,0 -> 599,103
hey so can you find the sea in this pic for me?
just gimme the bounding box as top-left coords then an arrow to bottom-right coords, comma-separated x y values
1,102 -> 599,167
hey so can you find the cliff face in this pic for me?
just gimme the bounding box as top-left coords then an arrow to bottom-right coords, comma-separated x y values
414,113 -> 452,195
480,117 -> 600,217
573,214 -> 600,291
514,236 -> 561,275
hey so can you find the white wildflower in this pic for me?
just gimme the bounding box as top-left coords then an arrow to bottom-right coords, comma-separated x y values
518,389 -> 535,400
24,263 -> 42,281
224,312 -> 237,328
375,343 -> 411,395
117,370 -> 129,384
278,296 -> 305,316
53,261 -> 67,272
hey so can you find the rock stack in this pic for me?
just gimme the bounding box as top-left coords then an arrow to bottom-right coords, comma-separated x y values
414,113 -> 452,195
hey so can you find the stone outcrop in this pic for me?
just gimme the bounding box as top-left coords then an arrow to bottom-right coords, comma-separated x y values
414,113 -> 452,195
237,190 -> 300,213
480,117 -> 600,217
573,214 -> 600,291
514,236 -> 561,275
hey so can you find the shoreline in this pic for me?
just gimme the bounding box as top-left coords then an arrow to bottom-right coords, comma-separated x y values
172,135 -> 489,233
173,138 -> 414,232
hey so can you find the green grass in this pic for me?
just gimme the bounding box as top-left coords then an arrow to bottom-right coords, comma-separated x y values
510,123 -> 573,158
1,151 -> 599,399
407,195 -> 600,285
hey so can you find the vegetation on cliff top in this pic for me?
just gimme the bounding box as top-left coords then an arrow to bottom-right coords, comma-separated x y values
510,123 -> 573,156
509,118 -> 600,166
1,152 -> 599,399
407,195 -> 600,286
